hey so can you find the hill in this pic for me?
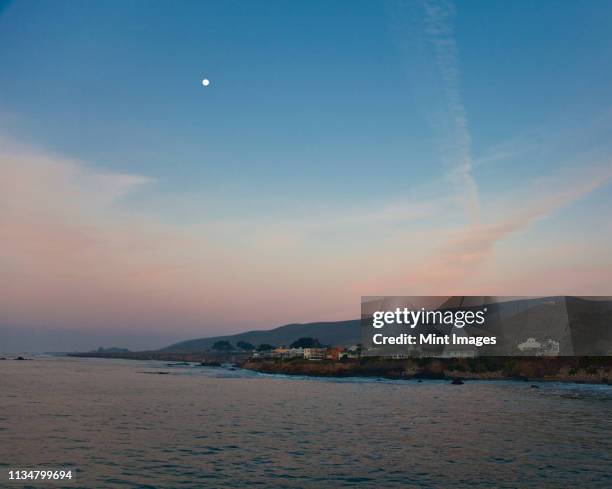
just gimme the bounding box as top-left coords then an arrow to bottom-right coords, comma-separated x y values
160,319 -> 360,352
157,296 -> 612,354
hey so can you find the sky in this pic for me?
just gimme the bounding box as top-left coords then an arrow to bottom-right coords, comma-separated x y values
1,0 -> 612,351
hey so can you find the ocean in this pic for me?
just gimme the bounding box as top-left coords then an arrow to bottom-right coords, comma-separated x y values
1,356 -> 611,488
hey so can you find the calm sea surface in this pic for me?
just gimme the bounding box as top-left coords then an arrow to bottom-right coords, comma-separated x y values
1,356 -> 611,488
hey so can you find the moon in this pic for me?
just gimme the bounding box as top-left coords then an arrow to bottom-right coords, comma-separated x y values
202,78 -> 210,87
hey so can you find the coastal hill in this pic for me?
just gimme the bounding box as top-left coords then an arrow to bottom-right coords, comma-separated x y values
160,319 -> 360,352
160,296 -> 612,354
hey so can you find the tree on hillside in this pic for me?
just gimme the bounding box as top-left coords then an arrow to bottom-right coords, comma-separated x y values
256,343 -> 276,351
237,341 -> 255,351
212,340 -> 233,351
290,337 -> 321,348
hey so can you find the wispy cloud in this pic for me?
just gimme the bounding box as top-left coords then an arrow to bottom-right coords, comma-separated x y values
0,140 -> 235,333
0,137 -> 409,333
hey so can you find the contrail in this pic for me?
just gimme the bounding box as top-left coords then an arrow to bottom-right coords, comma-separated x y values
421,0 -> 481,225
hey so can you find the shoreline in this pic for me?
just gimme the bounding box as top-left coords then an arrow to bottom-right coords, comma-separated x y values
67,350 -> 250,363
65,352 -> 612,385
241,357 -> 612,385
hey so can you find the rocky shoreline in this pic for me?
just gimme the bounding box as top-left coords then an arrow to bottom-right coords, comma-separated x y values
242,357 -> 612,384
66,351 -> 612,384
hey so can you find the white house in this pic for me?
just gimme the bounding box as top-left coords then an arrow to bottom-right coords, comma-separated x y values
303,348 -> 327,361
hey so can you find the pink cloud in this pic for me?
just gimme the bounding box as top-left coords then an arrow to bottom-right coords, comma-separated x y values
1,137 -> 611,340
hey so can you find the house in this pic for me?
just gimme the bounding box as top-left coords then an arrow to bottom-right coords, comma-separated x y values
289,348 -> 305,358
272,347 -> 290,359
518,338 -> 541,352
326,347 -> 343,361
303,348 -> 327,361
270,347 -> 306,359
517,338 -> 560,356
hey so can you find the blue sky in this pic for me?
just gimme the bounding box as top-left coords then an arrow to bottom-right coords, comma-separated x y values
2,0 -> 609,213
1,1 -> 612,350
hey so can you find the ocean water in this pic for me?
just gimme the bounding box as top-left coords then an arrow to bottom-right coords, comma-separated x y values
1,356 -> 611,488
